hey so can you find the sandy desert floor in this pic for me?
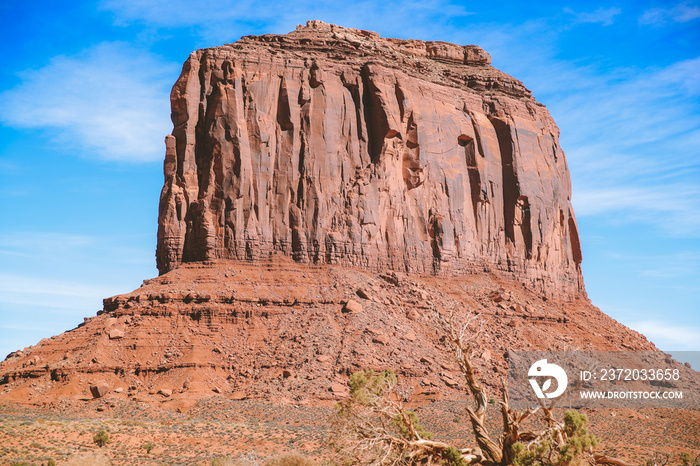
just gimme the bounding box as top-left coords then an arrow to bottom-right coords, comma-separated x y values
1,397 -> 699,465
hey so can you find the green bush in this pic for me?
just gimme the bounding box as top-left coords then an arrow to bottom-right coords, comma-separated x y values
440,446 -> 468,466
680,452 -> 692,466
511,410 -> 598,466
143,441 -> 155,454
559,410 -> 599,462
93,429 -> 110,447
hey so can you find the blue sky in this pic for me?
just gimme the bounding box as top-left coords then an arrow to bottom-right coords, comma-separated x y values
1,0 -> 698,360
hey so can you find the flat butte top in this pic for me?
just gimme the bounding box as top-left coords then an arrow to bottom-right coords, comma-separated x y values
210,20 -> 533,102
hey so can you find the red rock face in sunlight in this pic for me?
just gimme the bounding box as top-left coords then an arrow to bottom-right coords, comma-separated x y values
156,20 -> 583,299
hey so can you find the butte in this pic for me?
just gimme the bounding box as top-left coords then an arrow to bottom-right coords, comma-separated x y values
0,21 -> 658,413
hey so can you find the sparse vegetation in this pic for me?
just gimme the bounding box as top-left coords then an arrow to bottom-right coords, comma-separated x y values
93,429 -> 110,447
332,369 -> 468,464
510,411 -> 598,466
331,309 -> 611,465
678,452 -> 700,466
143,441 -> 155,454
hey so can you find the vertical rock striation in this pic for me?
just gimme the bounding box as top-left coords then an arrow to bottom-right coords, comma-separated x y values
156,21 -> 584,298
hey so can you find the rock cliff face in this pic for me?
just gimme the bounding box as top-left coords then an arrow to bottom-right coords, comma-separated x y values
156,21 -> 584,297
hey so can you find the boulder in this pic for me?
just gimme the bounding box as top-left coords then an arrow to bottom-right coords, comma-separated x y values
343,300 -> 363,313
90,383 -> 110,399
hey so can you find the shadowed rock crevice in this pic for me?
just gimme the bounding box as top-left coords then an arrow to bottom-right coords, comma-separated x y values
459,134 -> 481,229
568,214 -> 582,267
489,117 -> 519,249
361,64 -> 390,164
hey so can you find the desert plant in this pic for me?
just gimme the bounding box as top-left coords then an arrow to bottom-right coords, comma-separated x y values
93,429 -> 110,447
143,441 -> 155,454
332,369 -> 474,464
331,309 -> 620,466
510,410 -> 598,466
678,452 -> 700,466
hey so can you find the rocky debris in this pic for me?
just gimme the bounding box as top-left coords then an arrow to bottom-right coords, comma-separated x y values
371,333 -> 391,346
90,383 -> 110,399
380,272 -> 403,286
489,291 -> 504,303
356,288 -> 372,300
156,20 -> 584,299
330,383 -> 349,396
158,388 -> 173,397
440,374 -> 460,388
343,299 -> 363,313
108,328 -> 124,339
0,255 -> 668,409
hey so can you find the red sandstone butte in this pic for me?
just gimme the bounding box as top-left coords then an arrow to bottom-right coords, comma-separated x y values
2,22 -> 670,411
156,20 -> 583,299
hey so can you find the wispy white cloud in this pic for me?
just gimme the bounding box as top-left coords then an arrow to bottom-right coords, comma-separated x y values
597,250 -> 700,283
640,3 -> 700,26
563,7 -> 622,26
540,57 -> 700,237
0,231 -> 154,270
552,58 -> 700,147
0,324 -> 56,332
574,184 -> 700,237
0,42 -> 178,162
0,230 -> 155,358
629,320 -> 700,350
0,232 -> 98,250
0,273 -> 114,299
637,252 -> 700,280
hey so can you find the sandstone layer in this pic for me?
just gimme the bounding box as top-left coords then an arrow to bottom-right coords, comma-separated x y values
0,258 -> 656,410
156,20 -> 584,298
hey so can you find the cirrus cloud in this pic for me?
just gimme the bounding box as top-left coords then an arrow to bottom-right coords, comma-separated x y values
563,7 -> 622,26
0,42 -> 178,162
640,3 -> 700,26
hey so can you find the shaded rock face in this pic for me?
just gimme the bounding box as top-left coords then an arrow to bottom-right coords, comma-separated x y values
157,20 -> 584,297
